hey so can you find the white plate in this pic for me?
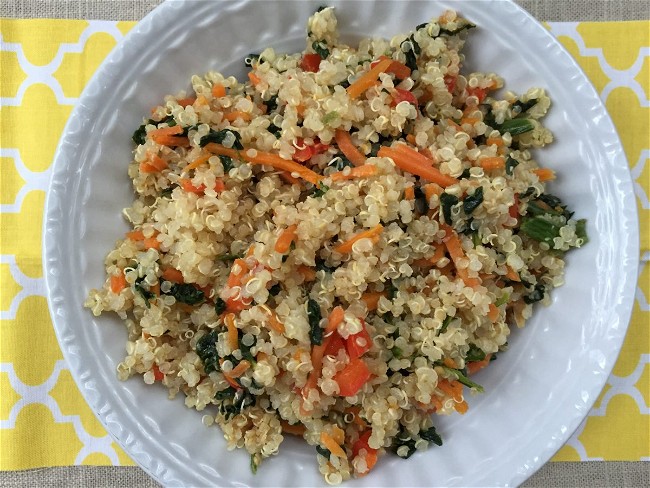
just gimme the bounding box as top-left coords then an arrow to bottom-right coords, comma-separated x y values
44,0 -> 639,486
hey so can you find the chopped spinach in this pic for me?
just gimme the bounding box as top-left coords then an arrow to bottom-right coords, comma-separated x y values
307,298 -> 323,345
199,129 -> 244,149
311,183 -> 330,198
392,426 -> 417,459
216,252 -> 243,262
391,346 -> 403,359
463,186 -> 483,215
459,167 -> 472,179
414,185 -> 428,214
219,155 -> 235,173
133,277 -> 154,307
132,120 -> 152,145
466,344 -> 486,362
166,283 -> 205,305
268,283 -> 282,296
214,297 -> 226,315
523,283 -> 546,304
322,111 -> 339,124
576,219 -> 588,243
215,386 -> 237,401
312,40 -> 330,59
268,123 -> 282,138
196,330 -> 220,374
316,445 -> 331,458
505,156 -> 519,176
265,94 -> 279,113
437,315 -> 454,336
419,426 -> 443,446
438,22 -> 476,36
330,155 -> 353,171
512,99 -> 538,115
400,34 -> 420,72
315,259 -> 336,274
250,454 -> 259,475
495,293 -> 510,307
160,184 -> 178,198
520,216 -> 562,245
496,118 -> 534,136
386,281 -> 398,300
440,192 -> 459,224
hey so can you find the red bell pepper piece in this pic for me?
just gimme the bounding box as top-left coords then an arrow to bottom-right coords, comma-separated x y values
345,323 -> 372,359
334,358 -> 371,397
300,53 -> 322,73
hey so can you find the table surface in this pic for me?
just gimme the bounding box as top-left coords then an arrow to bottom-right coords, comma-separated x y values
1,0 -> 648,487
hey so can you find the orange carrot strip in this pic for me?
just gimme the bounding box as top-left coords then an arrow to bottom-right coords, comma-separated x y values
266,310 -> 286,334
212,83 -> 226,98
281,421 -> 306,436
143,236 -> 160,250
347,58 -> 392,99
378,147 -> 458,187
147,154 -> 168,171
326,306 -> 345,335
486,136 -> 504,147
487,303 -> 500,322
297,265 -> 316,282
331,425 -> 345,445
467,354 -> 492,375
437,379 -> 463,402
225,313 -> 238,351
460,116 -> 480,125
404,186 -> 415,200
393,143 -> 438,166
360,291 -> 386,312
224,111 -> 252,122
443,357 -> 457,369
303,306 -> 345,398
430,245 -> 446,265
184,154 -> 211,172
406,134 -> 416,145
533,168 -> 556,181
161,268 -> 184,283
455,399 -> 469,414
424,183 -> 443,201
205,143 -> 322,185
505,265 -> 521,282
329,164 -> 377,182
441,224 -> 481,288
228,360 -> 250,378
110,270 -> 127,293
334,224 -> 383,254
179,178 -> 205,195
222,372 -> 241,390
275,224 -> 298,254
126,229 -> 145,241
177,97 -> 196,107
320,432 -> 347,458
139,162 -> 159,173
334,130 -> 366,166
480,156 -> 505,171
149,125 -> 183,139
279,171 -> 300,185
226,259 -> 248,288
152,135 -> 190,147
248,72 -> 262,86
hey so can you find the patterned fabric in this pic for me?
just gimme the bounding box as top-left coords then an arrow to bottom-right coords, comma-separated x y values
0,19 -> 647,468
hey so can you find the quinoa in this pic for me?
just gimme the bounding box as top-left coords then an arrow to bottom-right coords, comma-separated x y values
85,7 -> 588,484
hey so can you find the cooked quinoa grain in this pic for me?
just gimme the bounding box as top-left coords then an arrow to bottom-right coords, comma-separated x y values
85,7 -> 588,484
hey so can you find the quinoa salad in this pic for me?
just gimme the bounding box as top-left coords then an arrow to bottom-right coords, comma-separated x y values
85,7 -> 588,484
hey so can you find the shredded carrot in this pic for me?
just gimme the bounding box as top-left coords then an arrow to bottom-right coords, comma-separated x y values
334,224 -> 383,254
149,125 -> 183,139
443,357 -> 457,369
441,224 -> 481,288
139,161 -> 159,173
334,130 -> 366,166
143,236 -> 160,250
437,378 -> 464,402
480,156 -> 505,171
144,154 -> 167,172
423,183 -> 443,202
281,421 -> 306,436
347,58 -> 392,99
297,265 -> 316,282
505,265 -> 521,282
222,371 -> 241,390
467,354 -> 492,375
378,146 -> 458,187
228,360 -> 250,378
205,143 -> 322,185
326,306 -> 345,335
320,432 -> 347,458
488,303 -> 500,322
275,224 -> 298,253
265,310 -> 286,334
295,103 -> 306,117
455,399 -> 469,414
404,186 -> 415,200
406,134 -> 416,145
150,283 -> 160,296
177,97 -> 196,107
110,270 -> 127,293
152,135 -> 190,147
329,164 -> 377,182
225,313 -> 239,351
533,168 -> 556,181
460,116 -> 480,125
447,118 -> 463,131
184,154 -> 211,172
393,142 -> 438,166
126,229 -> 145,241
161,268 -> 184,283
346,406 -> 368,428
248,72 -> 262,86
360,291 -> 386,312
279,171 -> 300,185
224,111 -> 252,122
212,83 -> 226,98
486,136 -> 504,147
331,425 -> 345,445
214,179 -> 226,193
430,245 -> 446,265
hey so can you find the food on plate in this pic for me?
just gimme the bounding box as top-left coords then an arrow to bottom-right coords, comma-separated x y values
85,6 -> 587,484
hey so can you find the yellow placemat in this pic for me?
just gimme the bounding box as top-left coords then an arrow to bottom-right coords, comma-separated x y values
0,18 -> 648,469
